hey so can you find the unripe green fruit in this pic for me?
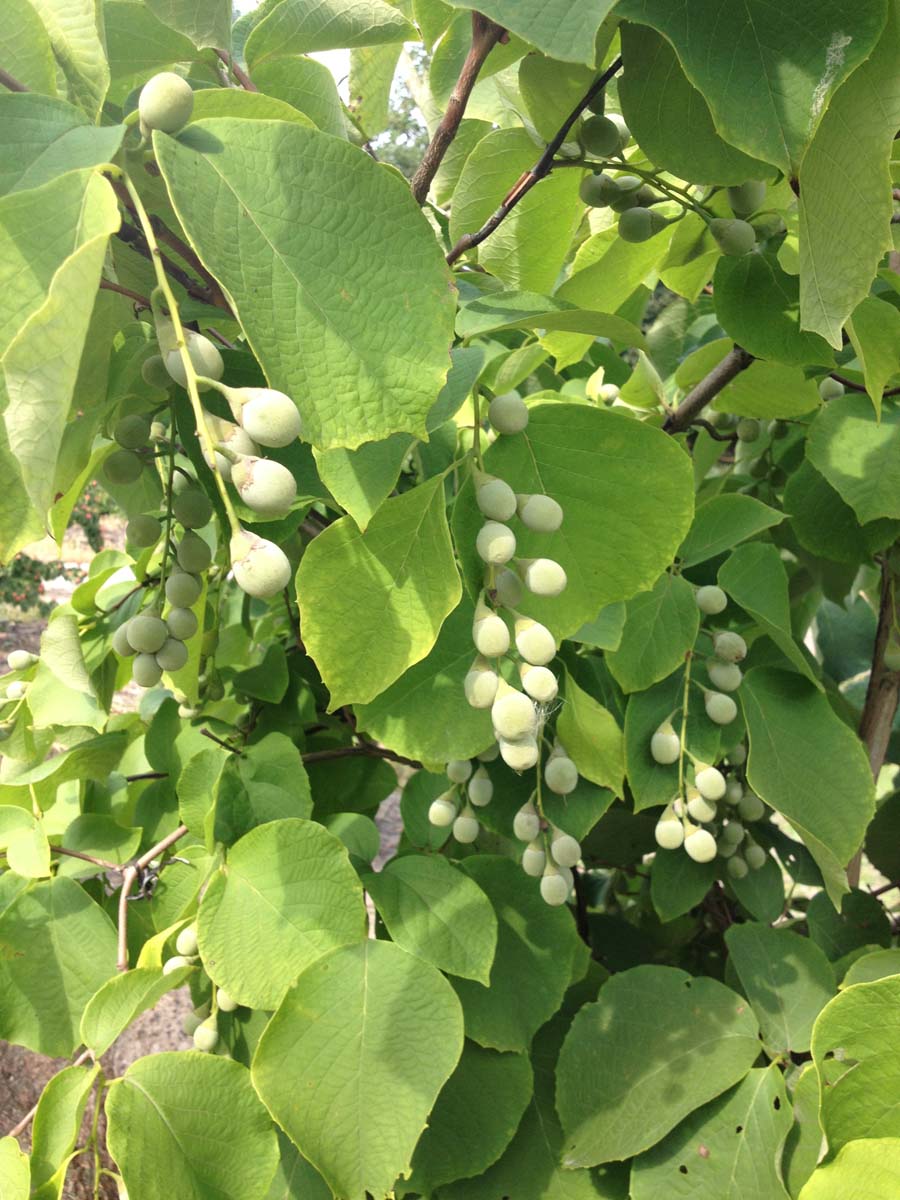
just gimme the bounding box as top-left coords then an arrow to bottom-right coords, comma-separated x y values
453,807 -> 480,843
104,449 -> 144,485
477,477 -> 517,522
150,421 -> 167,442
467,766 -> 493,807
7,650 -> 37,671
709,217 -> 756,256
581,112 -> 629,156
522,840 -> 546,876
499,736 -> 539,771
727,855 -> 749,879
717,837 -> 738,858
708,660 -> 742,692
686,789 -> 718,824
173,489 -> 213,530
429,792 -> 458,827
126,514 -> 162,548
141,355 -> 171,390
728,743 -> 747,766
738,791 -> 765,822
550,831 -> 581,867
464,657 -> 500,708
818,376 -> 845,400
176,532 -> 212,573
182,1012 -> 203,1036
225,387 -> 303,448
127,613 -> 168,654
156,637 -> 188,672
540,864 -> 570,907
650,722 -> 680,765
494,568 -> 523,609
579,172 -> 617,207
193,1019 -> 219,1053
748,457 -> 769,479
727,180 -> 766,217
132,654 -> 163,688
164,331 -> 223,392
477,743 -> 499,763
695,765 -> 727,801
514,617 -> 556,666
492,683 -> 537,740
520,558 -> 567,598
6,680 -> 27,700
696,585 -> 727,615
488,393 -> 528,435
655,808 -> 684,850
618,206 -> 667,243
175,924 -> 199,956
162,955 -> 193,975
513,801 -> 540,843
736,418 -> 760,443
165,570 -> 203,608
446,759 -> 473,784
476,521 -> 517,565
745,843 -> 767,870
608,176 -> 643,212
230,530 -> 292,599
519,664 -> 558,703
713,631 -> 747,663
684,827 -> 717,863
725,779 -> 744,806
114,414 -> 151,450
208,418 -> 258,481
138,71 -> 194,134
597,382 -> 620,403
178,704 -> 199,719
517,493 -> 563,533
722,820 -> 745,845
167,607 -> 198,641
231,456 -> 297,516
112,624 -> 136,658
545,756 -> 578,796
216,987 -> 238,1013
705,691 -> 738,725
472,614 -> 509,659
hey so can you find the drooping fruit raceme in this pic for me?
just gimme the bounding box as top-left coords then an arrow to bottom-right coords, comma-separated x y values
467,766 -> 493,807
705,691 -> 738,725
488,393 -> 529,435
114,414 -> 151,450
696,585 -> 727,615
519,558 -> 567,598
167,607 -> 198,641
453,805 -> 480,844
164,330 -> 224,391
472,596 -> 510,659
725,779 -> 744,806
229,529 -> 292,599
112,625 -> 136,659
126,613 -> 168,654
650,721 -> 680,765
607,175 -> 643,212
684,826 -> 717,863
721,820 -> 745,845
477,743 -> 499,763
540,862 -> 571,906
728,743 -> 747,766
5,681 -> 28,701
464,656 -> 500,708
206,417 -> 258,482
162,955 -> 193,975
476,521 -> 517,565
231,456 -> 297,517
428,790 -> 458,827
491,679 -> 538,741
654,805 -> 685,850
513,800 -> 541,842
141,355 -> 171,390
132,654 -> 163,688
494,568 -> 523,609
517,494 -> 563,533
156,637 -> 189,672
579,172 -> 619,208
172,489 -> 213,530
519,663 -> 558,703
713,631 -> 747,663
550,828 -> 581,867
514,617 -> 556,666
708,660 -> 742,692
223,387 -> 303,448
521,839 -> 546,876
476,473 -> 517,521
138,72 -> 194,134
709,217 -> 757,256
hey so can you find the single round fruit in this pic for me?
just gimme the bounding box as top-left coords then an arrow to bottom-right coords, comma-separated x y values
446,759 -> 473,784
499,735 -> 539,771
468,766 -> 493,807
717,837 -> 738,859
608,176 -> 643,211
745,843 -> 767,870
722,820 -> 745,845
725,779 -> 744,806
695,765 -> 727,801
126,613 -> 168,654
618,206 -> 667,243
477,743 -> 499,763
655,809 -> 685,850
429,793 -> 458,827
209,419 -> 258,480
550,831 -> 581,867
453,809 -> 480,844
736,418 -> 760,443
165,570 -> 203,608
684,827 -> 717,863
176,532 -> 212,574
175,924 -> 199,957
492,684 -> 537,740
172,488 -> 213,529
540,865 -> 571,906
477,476 -> 517,521
581,112 -> 628,156
156,637 -> 188,673
193,1019 -> 219,1053
513,801 -> 540,842
713,631 -> 748,663
727,180 -> 766,217
488,393 -> 529,434
231,530 -> 292,599
727,855 -> 749,879
738,791 -> 765,822
7,650 -> 37,671
472,614 -> 510,659
132,654 -> 163,688
705,691 -> 738,725
226,387 -> 303,448
597,382 -> 620,403
476,521 -> 517,565
494,568 -> 523,608
138,71 -> 194,134
114,414 -> 151,450
650,722 -> 680,765
104,450 -> 143,485
216,988 -> 238,1013
728,743 -> 747,766
686,790 -> 718,824
522,841 -> 546,876
520,664 -> 558,703
464,658 -> 500,708
708,660 -> 742,692
696,585 -> 727,615
162,955 -> 193,975
126,514 -> 162,548
545,756 -> 578,796
5,681 -> 27,700
112,624 -> 136,658
167,607 -> 198,641
517,494 -> 563,532
514,618 -> 556,666
579,172 -> 618,207
231,456 -> 297,516
521,558 -> 567,598
164,331 -> 224,390
141,354 -> 171,390
709,217 -> 756,256
818,376 -> 845,401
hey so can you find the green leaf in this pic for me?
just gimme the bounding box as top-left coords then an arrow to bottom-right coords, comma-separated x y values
450,128 -> 583,292
630,1066 -> 792,1200
252,940 -> 464,1200
81,966 -> 193,1057
557,965 -> 761,1167
348,42 -> 402,138
842,948 -> 900,988
619,350 -> 665,411
444,0 -> 617,64
0,808 -> 50,879
144,0 -> 231,50
27,611 -> 105,730
798,6 -> 900,347
453,403 -> 694,639
0,875 -> 117,1056
518,53 -> 597,141
27,0 -> 109,119
187,85 -> 317,128
725,923 -> 835,1055
798,1139 -> 900,1200
865,793 -> 900,882
0,1136 -> 29,1199
246,0 -> 415,68
719,542 -> 819,684
556,669 -> 625,792
103,1 -> 199,101
197,818 -> 366,1009
0,0 -> 58,94
233,644 -> 289,704
106,1053 -> 279,1200
557,226 -> 674,315
619,24 -> 770,185
846,297 -> 900,419
614,0 -> 887,174
0,95 -> 123,197
728,852 -> 786,923
251,57 -> 348,138
650,850 -> 715,922
266,1132 -> 331,1200
354,598 -> 494,766
806,394 -> 900,524
55,814 -> 141,878
323,812 -> 380,862
741,668 -> 875,906
406,1041 -> 533,1194
155,119 -> 454,450
0,732 -> 127,800
298,474 -> 461,708
30,1063 -> 100,1193
678,494 -> 784,567
456,290 -> 645,347
606,573 -> 699,694
784,459 -> 900,565
783,1064 -> 823,1199
711,360 -> 821,420
714,252 -> 833,367
449,856 -> 584,1052
364,854 -> 497,984
807,889 -> 891,962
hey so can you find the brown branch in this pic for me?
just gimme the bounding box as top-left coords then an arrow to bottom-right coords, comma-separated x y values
114,221 -> 216,306
688,417 -> 738,443
302,743 -> 422,770
831,372 -> 900,399
117,824 -> 189,970
100,278 -> 152,308
124,771 -> 169,782
663,346 -> 754,433
149,214 -> 231,312
51,846 -> 122,871
411,13 -> 505,205
446,56 -> 623,267
201,727 -> 243,753
215,49 -> 258,92
0,66 -> 28,93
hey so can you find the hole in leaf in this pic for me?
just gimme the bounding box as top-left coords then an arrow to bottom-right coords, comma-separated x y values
679,1166 -> 688,1175
773,1097 -> 781,1110
735,1125 -> 743,1134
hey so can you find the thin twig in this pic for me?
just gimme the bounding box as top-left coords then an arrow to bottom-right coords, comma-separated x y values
124,771 -> 169,782
114,223 -> 212,306
7,1049 -> 94,1137
117,824 -> 189,970
99,278 -> 152,308
830,372 -> 900,399
0,66 -> 27,93
149,214 -> 231,312
445,56 -> 623,266
410,13 -> 505,205
51,847 -> 122,871
688,418 -> 738,443
301,743 -> 422,770
663,346 -> 754,433
201,728 -> 243,753
215,49 -> 258,92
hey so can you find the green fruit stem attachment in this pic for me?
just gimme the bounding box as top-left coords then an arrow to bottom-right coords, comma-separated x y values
112,168 -> 242,539
154,401 -> 178,595
472,387 -> 485,471
677,651 -> 692,803
582,158 -> 705,219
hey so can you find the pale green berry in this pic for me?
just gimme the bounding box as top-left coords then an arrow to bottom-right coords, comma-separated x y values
150,421 -> 167,441
745,843 -> 767,870
696,585 -> 727,615
491,681 -> 537,740
818,376 -> 844,401
520,558 -> 567,598
650,722 -> 680,765
7,650 -> 37,671
519,663 -> 558,703
467,766 -> 493,807
175,924 -> 199,956
164,331 -> 224,390
597,382 -> 620,403
141,354 -> 170,390
104,449 -> 144,485
127,613 -> 168,654
499,735 -> 539,771
472,613 -> 509,659
132,654 -> 163,688
6,680 -> 27,700
230,529 -> 292,599
167,607 -> 198,641
708,660 -> 742,692
736,418 -> 760,442
193,1019 -> 219,1052
464,657 -> 500,707
545,756 -> 578,796
654,807 -> 685,850
713,631 -> 747,663
709,217 -> 756,256
224,386 -> 303,448
176,532 -> 212,574
695,765 -> 727,801
738,791 -> 765,822
231,456 -> 297,516
581,112 -> 629,155
513,801 -> 541,842
453,806 -> 480,844
725,779 -> 744,806
514,617 -> 556,666
138,71 -> 194,134
114,414 -> 151,450
550,830 -> 581,868
112,625 -> 136,658
173,488 -> 213,529
162,954 -> 192,975
488,393 -> 528,434
722,821 -> 745,845
727,180 -> 766,217
216,987 -> 238,1013
429,791 -> 458,827
717,837 -> 738,858
165,570 -> 203,608
477,743 -> 499,763
126,514 -> 162,548
522,840 -> 546,876
207,417 -> 258,480
728,743 -> 747,766
684,827 -> 717,863
446,759 -> 473,784
156,637 -> 188,673
476,521 -> 517,565
727,855 -> 749,879
476,476 -> 517,521
618,206 -> 668,243
705,691 -> 738,725
579,171 -> 618,207
686,788 -> 718,824
494,568 -> 523,609
517,494 -> 563,533
540,863 -> 571,906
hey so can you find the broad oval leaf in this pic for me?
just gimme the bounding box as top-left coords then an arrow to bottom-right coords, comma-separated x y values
81,965 -> 193,1058
798,1138 -> 900,1200
806,394 -> 900,525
